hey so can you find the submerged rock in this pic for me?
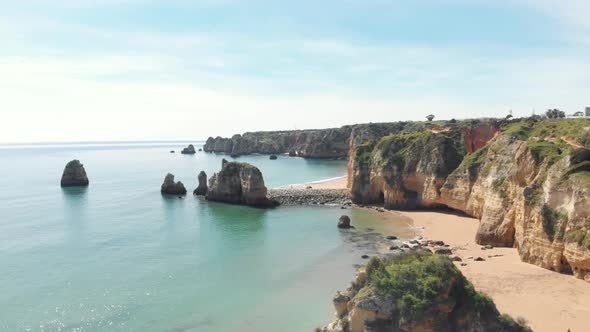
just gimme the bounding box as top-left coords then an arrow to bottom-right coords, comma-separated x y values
193,171 -> 208,196
181,144 -> 196,154
205,161 -> 279,207
60,160 -> 89,187
161,173 -> 187,195
269,155 -> 278,160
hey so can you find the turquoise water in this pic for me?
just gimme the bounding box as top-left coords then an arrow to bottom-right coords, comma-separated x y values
0,142 -> 411,332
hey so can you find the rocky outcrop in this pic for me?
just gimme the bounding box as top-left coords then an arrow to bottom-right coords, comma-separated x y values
161,173 -> 187,195
181,144 -> 196,154
320,253 -> 531,332
440,135 -> 590,280
193,171 -> 208,195
350,130 -> 466,209
206,161 -> 279,207
349,119 -> 590,281
60,160 -> 89,187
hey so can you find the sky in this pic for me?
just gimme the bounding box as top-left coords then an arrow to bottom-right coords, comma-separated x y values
0,0 -> 589,143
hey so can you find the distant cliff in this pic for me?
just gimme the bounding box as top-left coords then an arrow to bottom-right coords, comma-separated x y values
204,127 -> 352,159
203,122 -> 439,159
349,118 -> 590,282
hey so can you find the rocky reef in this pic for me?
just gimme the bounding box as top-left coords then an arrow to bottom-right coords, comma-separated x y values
161,173 -> 187,195
193,171 -> 208,195
60,160 -> 89,187
181,144 -> 196,154
349,118 -> 590,281
320,252 -> 530,332
206,161 -> 279,207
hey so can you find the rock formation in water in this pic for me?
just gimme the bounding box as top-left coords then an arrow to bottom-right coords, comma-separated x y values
181,144 -> 196,154
320,252 -> 531,332
161,173 -> 187,195
60,160 -> 89,187
193,171 -> 208,196
338,215 -> 352,229
349,118 -> 590,282
206,161 -> 279,207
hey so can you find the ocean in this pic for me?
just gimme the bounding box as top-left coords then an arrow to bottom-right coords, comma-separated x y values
0,142 -> 413,332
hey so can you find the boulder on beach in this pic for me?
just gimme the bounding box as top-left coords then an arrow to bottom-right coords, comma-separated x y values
193,171 -> 208,196
60,160 -> 89,187
181,144 -> 196,154
161,173 -> 187,195
337,215 -> 352,229
206,161 -> 279,207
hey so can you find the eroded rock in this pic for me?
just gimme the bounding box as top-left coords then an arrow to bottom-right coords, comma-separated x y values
60,160 -> 89,187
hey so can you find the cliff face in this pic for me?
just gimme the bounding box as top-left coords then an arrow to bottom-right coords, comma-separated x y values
441,135 -> 590,279
350,130 -> 466,209
321,253 -> 530,332
206,161 -> 279,207
349,119 -> 590,281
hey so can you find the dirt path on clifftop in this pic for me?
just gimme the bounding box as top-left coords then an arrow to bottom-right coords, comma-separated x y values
400,211 -> 590,332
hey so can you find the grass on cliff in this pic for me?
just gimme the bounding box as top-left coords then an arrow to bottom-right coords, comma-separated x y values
502,119 -> 590,167
542,205 -> 568,241
355,130 -> 465,173
362,252 -> 522,326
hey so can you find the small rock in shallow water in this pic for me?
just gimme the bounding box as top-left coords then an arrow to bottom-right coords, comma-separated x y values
361,255 -> 370,259
337,215 -> 352,229
386,235 -> 398,240
269,155 -> 278,160
461,263 -> 468,266
389,246 -> 399,250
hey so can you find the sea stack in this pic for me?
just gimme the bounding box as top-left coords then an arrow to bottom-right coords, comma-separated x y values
206,161 -> 279,207
193,171 -> 208,196
161,173 -> 187,195
181,144 -> 196,154
60,160 -> 89,187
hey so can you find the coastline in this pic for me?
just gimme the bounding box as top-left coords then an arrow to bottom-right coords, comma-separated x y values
279,176 -> 590,331
397,210 -> 590,332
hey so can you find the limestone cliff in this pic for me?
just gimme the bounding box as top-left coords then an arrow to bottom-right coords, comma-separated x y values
349,130 -> 466,209
206,161 -> 279,207
320,253 -> 531,332
349,118 -> 590,281
204,127 -> 352,159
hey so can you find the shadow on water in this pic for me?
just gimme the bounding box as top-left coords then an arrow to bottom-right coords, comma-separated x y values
201,201 -> 268,238
61,186 -> 89,240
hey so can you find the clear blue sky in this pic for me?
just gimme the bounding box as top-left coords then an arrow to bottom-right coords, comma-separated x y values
1,0 -> 589,142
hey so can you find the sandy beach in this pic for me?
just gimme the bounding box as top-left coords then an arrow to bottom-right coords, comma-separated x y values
399,210 -> 590,332
278,175 -> 348,190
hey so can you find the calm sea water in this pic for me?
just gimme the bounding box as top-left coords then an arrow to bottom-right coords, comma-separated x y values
0,142 -> 413,332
